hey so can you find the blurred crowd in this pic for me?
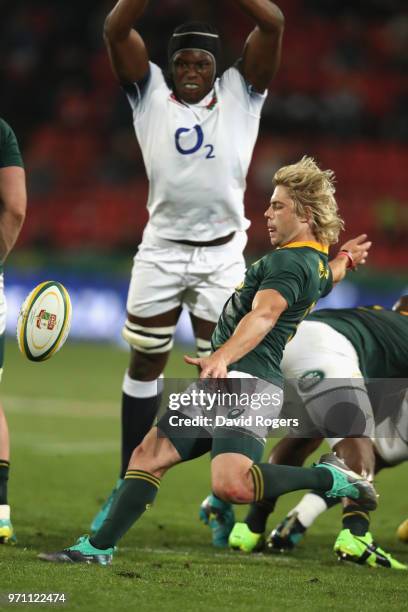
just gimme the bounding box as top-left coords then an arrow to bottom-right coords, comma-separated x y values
1,0 -> 407,268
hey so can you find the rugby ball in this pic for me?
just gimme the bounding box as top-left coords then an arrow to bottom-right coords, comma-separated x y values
17,281 -> 72,362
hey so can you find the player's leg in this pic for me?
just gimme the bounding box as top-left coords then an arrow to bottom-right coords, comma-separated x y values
228,332 -> 373,549
206,383 -> 377,555
243,437 -> 325,547
0,280 -> 13,544
0,403 -> 14,544
39,427 -> 183,564
91,242 -> 184,531
90,308 -> 180,532
262,438 -> 341,552
39,392 -> 214,564
335,404 -> 407,569
190,313 -> 237,546
187,233 -> 247,546
121,308 -> 181,475
269,437 -> 376,554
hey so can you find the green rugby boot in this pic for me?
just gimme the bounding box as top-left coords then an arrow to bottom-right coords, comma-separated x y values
0,518 -> 17,544
334,529 -> 407,570
266,512 -> 306,553
199,494 -> 235,548
228,522 -> 264,553
38,535 -> 113,565
313,453 -> 378,510
90,479 -> 123,533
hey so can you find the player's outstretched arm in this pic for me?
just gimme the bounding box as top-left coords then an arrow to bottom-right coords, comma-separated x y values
0,166 -> 26,263
329,234 -> 372,285
104,0 -> 150,84
235,0 -> 284,91
185,289 -> 287,378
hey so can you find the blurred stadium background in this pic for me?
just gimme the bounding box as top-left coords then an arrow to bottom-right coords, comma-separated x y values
1,3 -> 408,603
1,0 -> 407,343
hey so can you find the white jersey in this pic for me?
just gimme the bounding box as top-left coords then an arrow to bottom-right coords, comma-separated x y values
125,62 -> 267,242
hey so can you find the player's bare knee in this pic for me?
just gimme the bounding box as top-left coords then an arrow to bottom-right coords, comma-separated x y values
212,471 -> 254,503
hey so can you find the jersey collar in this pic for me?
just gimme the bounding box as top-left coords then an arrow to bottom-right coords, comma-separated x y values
277,241 -> 329,255
170,88 -> 217,110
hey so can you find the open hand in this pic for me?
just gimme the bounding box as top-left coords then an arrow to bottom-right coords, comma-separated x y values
184,352 -> 228,379
340,234 -> 372,268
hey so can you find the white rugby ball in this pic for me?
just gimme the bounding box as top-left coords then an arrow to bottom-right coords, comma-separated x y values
17,281 -> 72,362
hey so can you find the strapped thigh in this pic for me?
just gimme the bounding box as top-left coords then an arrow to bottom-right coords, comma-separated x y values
122,321 -> 176,354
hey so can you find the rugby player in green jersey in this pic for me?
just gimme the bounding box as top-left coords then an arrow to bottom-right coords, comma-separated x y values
231,298 -> 408,568
39,156 -> 375,566
0,119 -> 27,544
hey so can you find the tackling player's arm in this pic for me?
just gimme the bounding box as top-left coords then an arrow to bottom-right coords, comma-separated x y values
329,234 -> 372,285
235,0 -> 284,91
104,0 -> 150,84
185,289 -> 287,378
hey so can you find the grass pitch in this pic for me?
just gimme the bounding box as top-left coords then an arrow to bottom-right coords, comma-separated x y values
1,340 -> 408,611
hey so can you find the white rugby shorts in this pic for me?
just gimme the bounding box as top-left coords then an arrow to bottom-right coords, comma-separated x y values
126,231 -> 247,322
281,320 -> 373,447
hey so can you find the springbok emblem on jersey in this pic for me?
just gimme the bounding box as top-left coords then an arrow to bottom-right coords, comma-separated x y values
319,260 -> 329,279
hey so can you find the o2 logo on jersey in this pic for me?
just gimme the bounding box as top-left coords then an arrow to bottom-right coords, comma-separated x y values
175,125 -> 215,158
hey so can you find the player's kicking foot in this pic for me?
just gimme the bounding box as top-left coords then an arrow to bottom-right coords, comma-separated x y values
334,529 -> 407,570
90,479 -> 123,533
265,512 -> 306,553
199,494 -> 235,548
314,453 -> 378,510
38,536 -> 113,566
0,518 -> 17,544
228,523 -> 264,553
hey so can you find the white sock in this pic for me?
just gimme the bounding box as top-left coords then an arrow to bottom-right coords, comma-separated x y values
122,372 -> 164,398
0,505 -> 10,520
289,493 -> 328,528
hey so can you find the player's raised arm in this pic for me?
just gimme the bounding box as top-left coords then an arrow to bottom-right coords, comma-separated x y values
235,0 -> 284,91
329,234 -> 372,285
104,0 -> 150,84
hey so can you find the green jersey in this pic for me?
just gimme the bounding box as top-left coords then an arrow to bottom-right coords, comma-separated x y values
212,241 -> 333,385
308,306 -> 408,378
0,118 -> 24,169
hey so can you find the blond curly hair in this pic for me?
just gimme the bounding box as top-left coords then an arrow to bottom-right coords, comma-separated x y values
274,156 -> 344,245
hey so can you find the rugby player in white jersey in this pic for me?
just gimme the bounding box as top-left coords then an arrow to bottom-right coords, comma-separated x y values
91,0 -> 285,531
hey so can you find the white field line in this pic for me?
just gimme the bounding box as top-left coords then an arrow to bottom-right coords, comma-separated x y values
3,394 -> 119,454
11,431 -> 118,455
2,394 -> 118,418
119,546 -> 295,564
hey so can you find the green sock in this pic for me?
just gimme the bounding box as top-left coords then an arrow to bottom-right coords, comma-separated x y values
245,500 -> 276,534
342,505 -> 370,536
250,463 -> 333,502
0,461 -> 9,505
90,470 -> 160,549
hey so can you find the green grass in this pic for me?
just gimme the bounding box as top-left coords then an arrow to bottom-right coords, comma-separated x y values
0,340 -> 408,611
